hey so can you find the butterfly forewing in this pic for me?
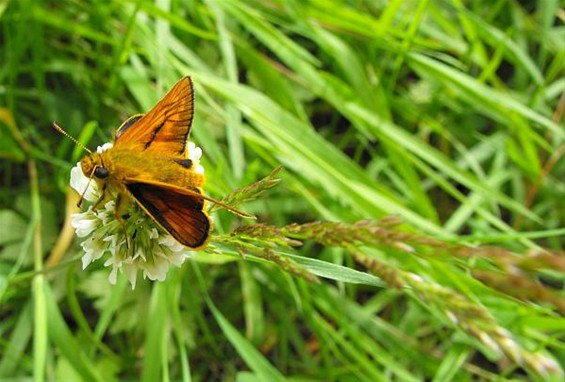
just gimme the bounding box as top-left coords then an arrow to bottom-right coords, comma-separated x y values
114,77 -> 195,158
126,181 -> 211,249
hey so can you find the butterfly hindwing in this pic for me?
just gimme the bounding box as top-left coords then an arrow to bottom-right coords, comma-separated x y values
114,77 -> 195,158
126,181 -> 210,249
115,114 -> 144,139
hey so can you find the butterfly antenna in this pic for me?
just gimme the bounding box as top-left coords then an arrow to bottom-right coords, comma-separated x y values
52,122 -> 93,154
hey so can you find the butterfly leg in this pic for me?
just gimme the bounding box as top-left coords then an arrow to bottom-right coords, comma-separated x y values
91,183 -> 108,212
114,192 -> 133,251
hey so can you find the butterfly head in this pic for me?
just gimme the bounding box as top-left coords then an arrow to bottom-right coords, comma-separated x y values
81,153 -> 109,179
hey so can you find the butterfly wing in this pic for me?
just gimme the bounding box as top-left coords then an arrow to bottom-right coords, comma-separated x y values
126,180 -> 211,249
115,114 -> 144,139
114,77 -> 195,158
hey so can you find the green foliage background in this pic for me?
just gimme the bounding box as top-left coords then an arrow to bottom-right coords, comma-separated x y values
1,0 -> 564,381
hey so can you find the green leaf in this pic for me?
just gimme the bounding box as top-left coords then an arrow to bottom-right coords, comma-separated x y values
208,298 -> 286,382
44,283 -> 105,382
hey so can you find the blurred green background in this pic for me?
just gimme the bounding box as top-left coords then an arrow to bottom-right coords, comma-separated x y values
1,0 -> 564,381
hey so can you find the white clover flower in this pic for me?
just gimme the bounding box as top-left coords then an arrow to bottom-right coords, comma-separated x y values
70,143 -> 205,289
188,141 -> 205,174
70,164 -> 99,203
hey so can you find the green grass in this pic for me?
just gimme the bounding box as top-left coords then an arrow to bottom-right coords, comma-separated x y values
1,0 -> 564,381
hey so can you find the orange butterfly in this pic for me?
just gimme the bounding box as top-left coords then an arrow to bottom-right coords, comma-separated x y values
56,77 -> 249,249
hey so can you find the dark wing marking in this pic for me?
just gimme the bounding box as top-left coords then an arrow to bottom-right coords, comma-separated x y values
174,159 -> 193,168
144,122 -> 165,150
114,77 -> 195,158
126,181 -> 210,249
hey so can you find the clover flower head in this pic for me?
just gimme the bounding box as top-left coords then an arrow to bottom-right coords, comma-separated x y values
188,141 -> 204,174
70,142 -> 205,288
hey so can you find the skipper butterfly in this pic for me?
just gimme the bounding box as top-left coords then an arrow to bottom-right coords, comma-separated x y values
55,77 -> 250,249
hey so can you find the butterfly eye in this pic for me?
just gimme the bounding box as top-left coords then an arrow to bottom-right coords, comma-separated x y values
94,167 -> 109,179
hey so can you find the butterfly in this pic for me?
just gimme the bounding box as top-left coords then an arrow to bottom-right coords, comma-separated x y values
55,77 -> 250,249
